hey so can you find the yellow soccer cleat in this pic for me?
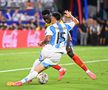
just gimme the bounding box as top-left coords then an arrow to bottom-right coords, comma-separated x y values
7,81 -> 22,86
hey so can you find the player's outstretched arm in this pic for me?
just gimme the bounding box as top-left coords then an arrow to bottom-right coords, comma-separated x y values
64,10 -> 79,25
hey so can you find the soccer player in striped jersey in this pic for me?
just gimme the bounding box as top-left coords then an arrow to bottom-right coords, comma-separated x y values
27,10 -> 96,81
42,10 -> 96,80
7,10 -> 75,86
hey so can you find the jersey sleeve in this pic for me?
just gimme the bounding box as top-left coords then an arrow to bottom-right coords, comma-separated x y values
45,26 -> 53,36
65,21 -> 75,31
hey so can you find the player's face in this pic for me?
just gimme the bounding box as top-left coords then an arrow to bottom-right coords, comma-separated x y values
43,15 -> 51,24
51,16 -> 56,24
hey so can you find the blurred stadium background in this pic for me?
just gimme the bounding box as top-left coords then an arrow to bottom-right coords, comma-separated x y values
0,0 -> 108,48
0,0 -> 108,90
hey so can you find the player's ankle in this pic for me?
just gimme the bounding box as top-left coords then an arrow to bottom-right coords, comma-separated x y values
59,68 -> 66,71
86,70 -> 90,73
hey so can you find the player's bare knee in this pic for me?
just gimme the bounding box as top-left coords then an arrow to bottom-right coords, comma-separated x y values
34,64 -> 45,73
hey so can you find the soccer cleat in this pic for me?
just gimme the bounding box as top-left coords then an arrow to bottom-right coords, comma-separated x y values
7,82 -> 15,86
87,71 -> 96,80
14,81 -> 23,86
7,81 -> 23,86
58,68 -> 66,80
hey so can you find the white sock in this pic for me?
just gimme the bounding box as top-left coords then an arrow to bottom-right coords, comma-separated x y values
29,59 -> 41,73
86,70 -> 90,73
21,71 -> 38,83
59,68 -> 64,71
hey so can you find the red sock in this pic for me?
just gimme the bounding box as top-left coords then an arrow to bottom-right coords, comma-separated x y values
72,54 -> 88,71
52,65 -> 61,71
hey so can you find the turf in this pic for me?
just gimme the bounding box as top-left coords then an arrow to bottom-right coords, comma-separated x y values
0,46 -> 108,90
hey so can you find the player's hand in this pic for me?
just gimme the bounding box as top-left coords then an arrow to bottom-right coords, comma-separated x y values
64,10 -> 79,25
38,42 -> 43,47
64,10 -> 73,18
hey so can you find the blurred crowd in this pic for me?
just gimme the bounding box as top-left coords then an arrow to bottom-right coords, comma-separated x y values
0,0 -> 56,30
78,18 -> 108,46
0,0 -> 108,46
0,8 -> 45,30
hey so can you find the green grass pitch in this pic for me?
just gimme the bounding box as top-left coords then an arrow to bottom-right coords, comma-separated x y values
0,46 -> 108,90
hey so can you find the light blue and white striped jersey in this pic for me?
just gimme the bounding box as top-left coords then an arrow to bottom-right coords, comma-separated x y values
45,21 -> 75,49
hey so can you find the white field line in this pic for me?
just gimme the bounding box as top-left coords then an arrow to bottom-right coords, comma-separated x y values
0,59 -> 108,73
0,52 -> 39,56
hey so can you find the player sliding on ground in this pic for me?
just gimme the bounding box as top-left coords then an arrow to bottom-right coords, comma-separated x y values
7,10 -> 76,86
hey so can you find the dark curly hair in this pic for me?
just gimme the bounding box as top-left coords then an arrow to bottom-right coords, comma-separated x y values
52,12 -> 61,21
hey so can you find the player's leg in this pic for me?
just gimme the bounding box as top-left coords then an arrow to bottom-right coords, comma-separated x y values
7,51 -> 46,86
29,59 -> 66,81
29,58 -> 41,73
29,58 -> 66,81
49,52 -> 66,80
30,56 -> 66,81
26,52 -> 66,82
7,62 -> 48,86
16,55 -> 63,86
26,58 -> 42,83
27,53 -> 44,83
52,64 -> 66,80
67,47 -> 88,71
66,45 -> 96,80
29,52 -> 47,73
52,64 -> 61,71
